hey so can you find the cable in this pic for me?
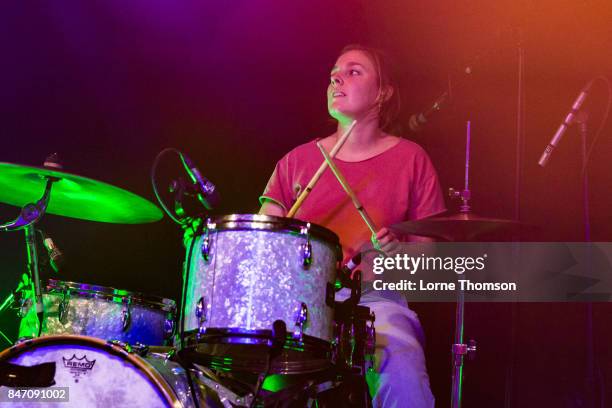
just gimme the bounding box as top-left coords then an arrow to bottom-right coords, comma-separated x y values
151,147 -> 185,225
581,76 -> 612,175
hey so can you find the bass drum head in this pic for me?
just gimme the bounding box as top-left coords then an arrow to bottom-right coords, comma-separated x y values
0,336 -> 181,408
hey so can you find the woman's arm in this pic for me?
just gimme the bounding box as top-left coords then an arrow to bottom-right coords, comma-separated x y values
259,200 -> 286,217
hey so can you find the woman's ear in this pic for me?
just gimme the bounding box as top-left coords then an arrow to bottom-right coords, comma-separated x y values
381,85 -> 394,103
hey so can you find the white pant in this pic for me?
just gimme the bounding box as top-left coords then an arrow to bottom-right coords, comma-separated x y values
359,290 -> 435,408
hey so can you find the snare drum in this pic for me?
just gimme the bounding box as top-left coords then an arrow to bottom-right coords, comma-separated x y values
19,280 -> 176,346
181,214 -> 341,374
0,335 -> 196,407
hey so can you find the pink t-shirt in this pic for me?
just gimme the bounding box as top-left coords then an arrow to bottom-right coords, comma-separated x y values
260,138 -> 446,263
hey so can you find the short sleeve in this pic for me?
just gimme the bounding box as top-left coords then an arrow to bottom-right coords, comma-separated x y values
408,149 -> 446,220
259,154 -> 293,211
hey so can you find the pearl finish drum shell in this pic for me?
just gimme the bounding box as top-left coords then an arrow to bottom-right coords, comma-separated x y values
19,281 -> 176,346
183,215 -> 340,343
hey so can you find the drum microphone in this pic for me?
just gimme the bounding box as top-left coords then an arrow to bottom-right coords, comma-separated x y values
179,152 -> 221,210
408,91 -> 449,132
538,79 -> 594,167
42,232 -> 64,273
339,252 -> 362,287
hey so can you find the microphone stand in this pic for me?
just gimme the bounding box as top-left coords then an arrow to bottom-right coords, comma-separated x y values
448,121 -> 477,408
0,177 -> 57,338
577,111 -> 596,408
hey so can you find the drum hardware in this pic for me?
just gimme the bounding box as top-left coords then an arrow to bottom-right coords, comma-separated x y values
58,290 -> 70,324
300,223 -> 313,267
164,317 -> 175,339
292,303 -> 308,342
0,275 -> 31,345
121,297 -> 133,332
248,319 -> 289,408
195,296 -> 208,336
201,225 -> 212,262
193,368 -> 253,407
391,122 -> 531,408
1,173 -> 58,336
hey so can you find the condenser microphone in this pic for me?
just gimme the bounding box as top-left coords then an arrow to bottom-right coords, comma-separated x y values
42,233 -> 64,272
179,152 -> 221,210
538,80 -> 594,167
409,91 -> 449,132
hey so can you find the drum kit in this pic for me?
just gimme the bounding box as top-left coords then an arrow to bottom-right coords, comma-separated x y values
0,154 -> 376,407
0,151 -> 527,407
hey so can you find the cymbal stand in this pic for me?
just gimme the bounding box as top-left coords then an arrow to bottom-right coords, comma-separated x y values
449,121 -> 472,213
449,121 -> 477,408
0,177 -> 56,337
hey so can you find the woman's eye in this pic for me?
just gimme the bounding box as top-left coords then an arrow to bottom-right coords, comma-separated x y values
349,69 -> 360,76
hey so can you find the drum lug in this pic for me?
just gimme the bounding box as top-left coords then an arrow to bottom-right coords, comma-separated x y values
300,224 -> 312,267
195,296 -> 208,335
365,312 -> 376,355
132,342 -> 149,357
108,339 -> 133,353
201,219 -> 213,262
58,289 -> 71,324
164,316 -> 175,340
292,302 -> 308,342
121,298 -> 132,332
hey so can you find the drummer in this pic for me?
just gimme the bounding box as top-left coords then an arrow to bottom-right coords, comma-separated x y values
259,44 -> 445,407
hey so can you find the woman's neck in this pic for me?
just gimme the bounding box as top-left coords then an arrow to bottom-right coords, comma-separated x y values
335,116 -> 384,151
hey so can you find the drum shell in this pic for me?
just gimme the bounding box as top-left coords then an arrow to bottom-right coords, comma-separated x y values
19,281 -> 175,346
184,215 -> 340,343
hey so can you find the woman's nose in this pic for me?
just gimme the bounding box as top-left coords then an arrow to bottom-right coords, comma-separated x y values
330,75 -> 343,87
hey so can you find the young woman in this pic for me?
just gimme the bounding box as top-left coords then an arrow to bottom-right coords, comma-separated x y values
260,45 -> 445,407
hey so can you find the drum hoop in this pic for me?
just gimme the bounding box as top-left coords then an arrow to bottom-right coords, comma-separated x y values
46,280 -> 176,312
205,214 -> 340,247
0,335 -> 179,406
183,328 -> 331,351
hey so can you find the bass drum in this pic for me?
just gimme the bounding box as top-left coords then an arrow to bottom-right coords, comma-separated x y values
0,335 -> 197,408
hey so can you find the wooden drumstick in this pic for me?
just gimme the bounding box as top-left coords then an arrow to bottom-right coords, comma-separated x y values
286,120 -> 357,218
315,141 -> 381,250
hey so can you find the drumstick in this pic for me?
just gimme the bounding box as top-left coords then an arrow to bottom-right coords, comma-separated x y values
315,141 -> 382,250
286,120 -> 357,218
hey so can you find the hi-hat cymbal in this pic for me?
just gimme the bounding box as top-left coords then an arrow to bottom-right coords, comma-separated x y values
391,212 -> 532,241
0,162 -> 162,224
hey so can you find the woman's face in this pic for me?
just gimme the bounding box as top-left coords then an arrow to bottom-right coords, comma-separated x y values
327,49 -> 382,124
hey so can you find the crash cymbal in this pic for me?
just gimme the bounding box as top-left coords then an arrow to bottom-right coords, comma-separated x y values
0,162 -> 162,224
391,212 -> 531,241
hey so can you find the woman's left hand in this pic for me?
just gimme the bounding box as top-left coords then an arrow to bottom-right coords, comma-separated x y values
374,227 -> 400,254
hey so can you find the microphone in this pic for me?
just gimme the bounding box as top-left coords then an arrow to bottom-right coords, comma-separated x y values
179,152 -> 221,210
42,233 -> 64,272
409,91 -> 449,132
539,80 -> 594,167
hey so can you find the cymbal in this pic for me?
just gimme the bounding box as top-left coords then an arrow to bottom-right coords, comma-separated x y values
0,162 -> 162,224
391,212 -> 531,241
